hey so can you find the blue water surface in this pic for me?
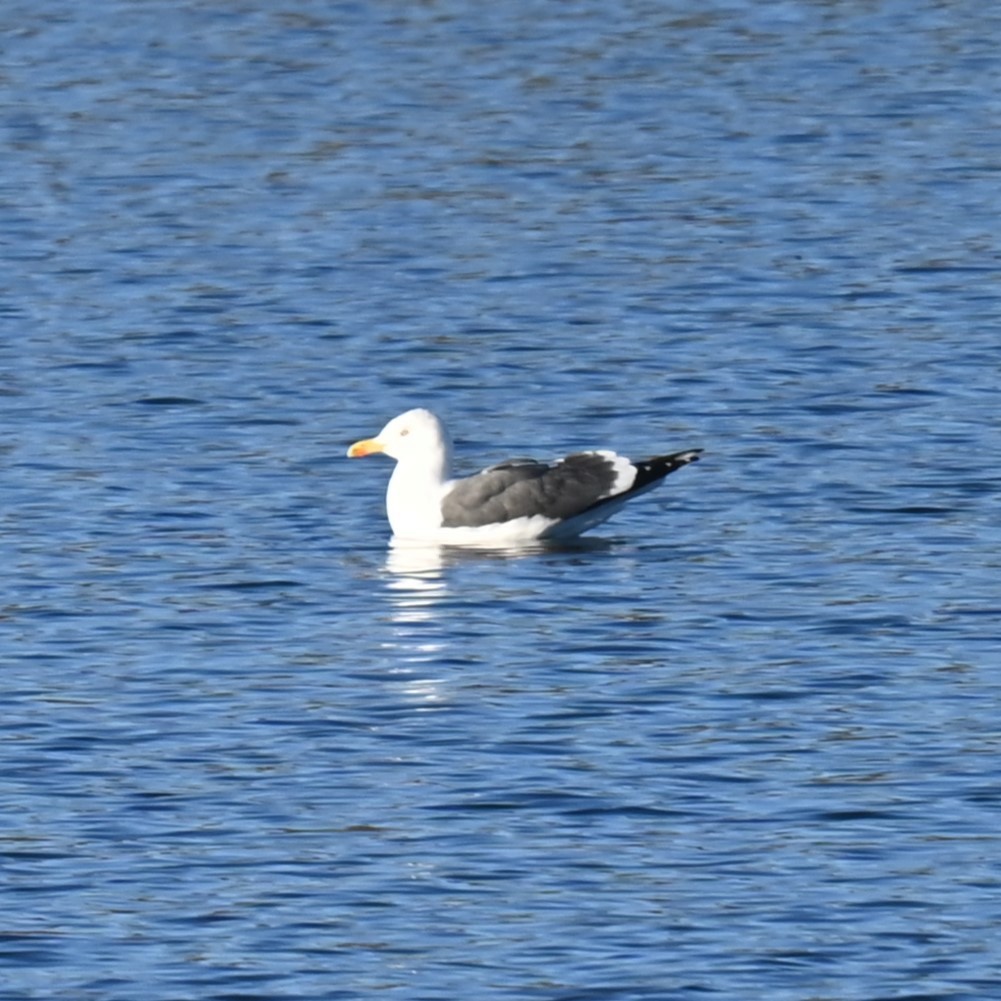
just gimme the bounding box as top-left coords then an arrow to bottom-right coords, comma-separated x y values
2,1 -> 1001,999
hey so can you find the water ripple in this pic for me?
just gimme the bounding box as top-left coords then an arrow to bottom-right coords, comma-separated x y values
3,1 -> 1001,999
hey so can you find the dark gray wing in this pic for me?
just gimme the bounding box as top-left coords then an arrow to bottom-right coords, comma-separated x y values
440,449 -> 702,529
440,453 -> 625,529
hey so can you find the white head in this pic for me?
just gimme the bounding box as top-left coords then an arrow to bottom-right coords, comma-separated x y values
347,408 -> 452,464
347,409 -> 454,536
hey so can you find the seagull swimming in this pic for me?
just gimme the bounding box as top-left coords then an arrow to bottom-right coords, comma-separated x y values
347,408 -> 701,545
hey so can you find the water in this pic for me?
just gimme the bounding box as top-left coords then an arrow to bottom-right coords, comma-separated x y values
3,1 -> 1001,998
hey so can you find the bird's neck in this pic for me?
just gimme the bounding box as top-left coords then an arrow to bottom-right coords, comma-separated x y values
385,448 -> 452,539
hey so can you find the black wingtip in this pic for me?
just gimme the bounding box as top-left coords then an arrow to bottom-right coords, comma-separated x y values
631,448 -> 703,491
651,448 -> 703,468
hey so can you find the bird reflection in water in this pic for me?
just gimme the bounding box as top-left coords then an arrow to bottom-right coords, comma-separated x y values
384,541 -> 449,620
378,542 -> 451,706
379,538 -> 616,704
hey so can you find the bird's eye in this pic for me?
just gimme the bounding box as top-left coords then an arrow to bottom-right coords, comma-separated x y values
400,428 -> 409,437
